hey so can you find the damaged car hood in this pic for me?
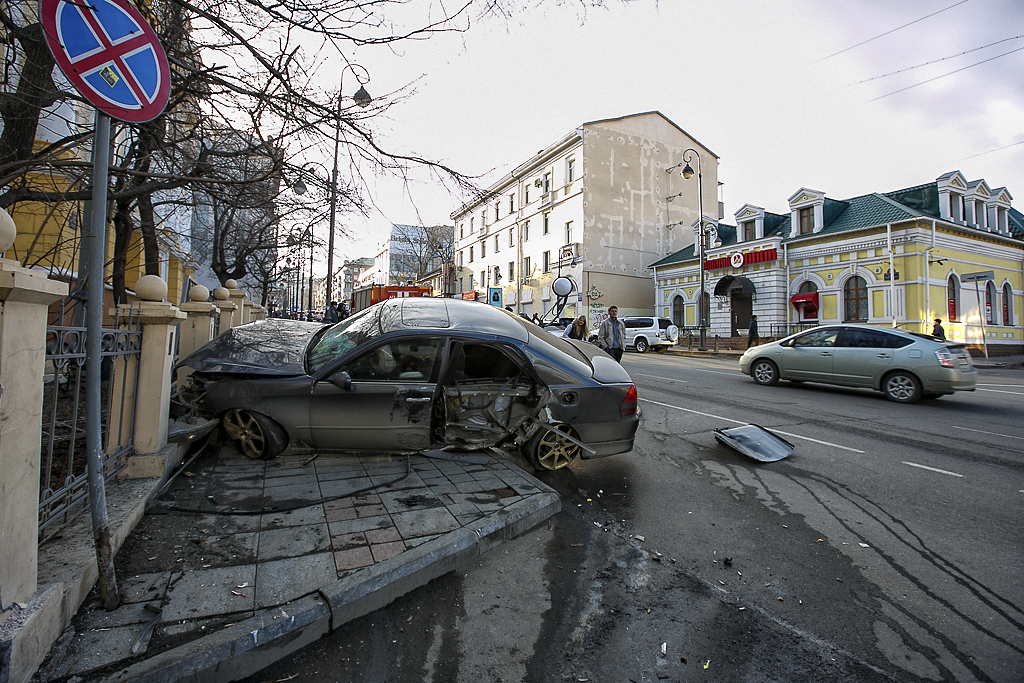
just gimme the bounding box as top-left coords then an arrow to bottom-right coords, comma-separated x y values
179,319 -> 324,376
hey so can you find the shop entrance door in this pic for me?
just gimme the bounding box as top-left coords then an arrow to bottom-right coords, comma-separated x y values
731,294 -> 752,336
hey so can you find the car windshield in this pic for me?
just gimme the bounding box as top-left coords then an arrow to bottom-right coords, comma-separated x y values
307,306 -> 382,373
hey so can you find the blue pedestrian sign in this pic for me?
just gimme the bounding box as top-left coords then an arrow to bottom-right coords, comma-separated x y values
41,0 -> 170,123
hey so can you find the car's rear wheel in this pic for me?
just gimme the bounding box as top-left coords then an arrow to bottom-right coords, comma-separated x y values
525,424 -> 580,470
751,359 -> 780,386
635,338 -> 649,353
222,409 -> 288,459
883,371 -> 922,403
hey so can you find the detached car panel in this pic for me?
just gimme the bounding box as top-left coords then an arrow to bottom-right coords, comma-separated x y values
177,298 -> 639,469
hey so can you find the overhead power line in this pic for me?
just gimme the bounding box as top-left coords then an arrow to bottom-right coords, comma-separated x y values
868,44 -> 1024,102
848,35 -> 1024,86
815,0 -> 970,63
959,139 -> 1024,161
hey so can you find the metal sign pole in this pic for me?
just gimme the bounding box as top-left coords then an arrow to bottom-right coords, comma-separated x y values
85,110 -> 120,610
974,281 -> 989,358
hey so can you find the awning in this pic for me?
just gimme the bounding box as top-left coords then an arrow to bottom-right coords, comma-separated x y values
713,275 -> 757,296
790,293 -> 819,305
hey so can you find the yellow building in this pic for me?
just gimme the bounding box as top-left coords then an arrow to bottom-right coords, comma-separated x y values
653,171 -> 1024,355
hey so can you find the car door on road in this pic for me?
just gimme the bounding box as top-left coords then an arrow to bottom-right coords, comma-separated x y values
309,337 -> 444,451
780,327 -> 841,380
831,327 -> 902,385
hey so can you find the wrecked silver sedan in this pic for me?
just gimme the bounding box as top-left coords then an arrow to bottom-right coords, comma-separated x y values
176,297 -> 639,470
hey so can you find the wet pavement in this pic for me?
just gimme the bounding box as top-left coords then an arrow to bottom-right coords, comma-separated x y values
36,446 -> 559,682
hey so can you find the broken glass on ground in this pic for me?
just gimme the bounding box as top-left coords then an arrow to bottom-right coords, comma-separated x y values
713,424 -> 794,462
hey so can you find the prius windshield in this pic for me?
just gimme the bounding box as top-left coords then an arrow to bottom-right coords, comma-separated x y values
307,306 -> 381,373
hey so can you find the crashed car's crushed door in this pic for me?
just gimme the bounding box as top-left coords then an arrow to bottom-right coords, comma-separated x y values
309,338 -> 443,451
439,341 -> 545,447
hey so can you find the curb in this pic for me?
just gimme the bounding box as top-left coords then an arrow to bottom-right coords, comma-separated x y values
101,487 -> 560,682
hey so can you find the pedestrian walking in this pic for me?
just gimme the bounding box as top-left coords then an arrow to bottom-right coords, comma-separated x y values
325,301 -> 339,324
932,318 -> 946,340
562,315 -> 589,340
597,306 -> 626,362
747,314 -> 760,348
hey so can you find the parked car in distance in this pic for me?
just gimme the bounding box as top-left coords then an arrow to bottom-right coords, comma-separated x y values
738,324 -> 977,403
176,297 -> 640,470
622,317 -> 679,353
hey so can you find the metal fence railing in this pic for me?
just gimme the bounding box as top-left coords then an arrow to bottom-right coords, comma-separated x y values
38,301 -> 142,544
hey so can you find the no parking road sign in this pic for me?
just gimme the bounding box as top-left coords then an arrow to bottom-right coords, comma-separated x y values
41,0 -> 170,123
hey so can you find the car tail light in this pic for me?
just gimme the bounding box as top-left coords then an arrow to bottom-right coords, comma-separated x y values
620,384 -> 638,416
934,348 -> 956,368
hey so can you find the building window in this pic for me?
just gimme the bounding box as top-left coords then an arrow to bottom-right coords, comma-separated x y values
508,261 -> 514,280
495,235 -> 500,253
509,230 -> 514,248
481,210 -> 487,228
843,276 -> 868,322
470,217 -> 474,233
494,203 -> 499,221
743,220 -> 755,242
798,281 -> 818,320
458,251 -> 463,267
985,281 -> 996,324
1003,282 -> 1013,325
494,265 -> 501,282
523,221 -> 530,241
672,295 -> 684,327
565,220 -> 573,244
543,213 -> 550,235
509,194 -> 514,213
542,251 -> 551,273
460,223 -> 464,239
947,276 -> 960,322
799,207 -> 813,235
480,270 -> 486,287
542,172 -> 551,193
523,256 -> 530,280
567,157 -> 575,183
468,273 -> 473,290
458,277 -> 463,293
525,185 -> 530,204
469,246 -> 474,262
481,241 -> 486,258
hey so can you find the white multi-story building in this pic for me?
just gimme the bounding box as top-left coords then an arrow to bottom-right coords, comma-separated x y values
451,111 -> 719,326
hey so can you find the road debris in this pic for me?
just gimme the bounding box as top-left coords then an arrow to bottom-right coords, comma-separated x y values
713,424 -> 794,462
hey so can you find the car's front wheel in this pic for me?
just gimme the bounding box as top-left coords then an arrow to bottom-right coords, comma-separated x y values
751,359 -> 780,386
883,371 -> 922,403
222,409 -> 288,459
525,424 -> 580,470
634,338 -> 649,353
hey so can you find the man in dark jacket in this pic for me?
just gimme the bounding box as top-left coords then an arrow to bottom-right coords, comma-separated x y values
932,318 -> 946,340
747,315 -> 760,348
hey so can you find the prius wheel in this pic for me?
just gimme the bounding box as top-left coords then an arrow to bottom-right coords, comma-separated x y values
222,409 -> 287,460
751,359 -> 779,386
883,371 -> 922,404
526,424 -> 581,470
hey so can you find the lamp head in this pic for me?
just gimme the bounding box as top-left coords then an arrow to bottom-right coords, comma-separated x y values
682,163 -> 695,180
353,86 -> 372,107
292,178 -> 307,195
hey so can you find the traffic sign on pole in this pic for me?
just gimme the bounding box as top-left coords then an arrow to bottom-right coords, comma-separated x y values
41,0 -> 171,123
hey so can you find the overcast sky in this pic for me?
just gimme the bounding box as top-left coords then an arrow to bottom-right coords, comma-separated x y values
320,0 -> 1024,268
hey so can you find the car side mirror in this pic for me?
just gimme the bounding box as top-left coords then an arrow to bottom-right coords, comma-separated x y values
329,371 -> 355,391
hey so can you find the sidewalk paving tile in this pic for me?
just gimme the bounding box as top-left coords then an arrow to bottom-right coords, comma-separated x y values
255,553 -> 336,608
162,565 -> 257,622
257,523 -> 331,561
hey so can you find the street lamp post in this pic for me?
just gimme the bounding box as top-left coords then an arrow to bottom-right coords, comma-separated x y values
326,64 -> 372,307
670,149 -> 710,351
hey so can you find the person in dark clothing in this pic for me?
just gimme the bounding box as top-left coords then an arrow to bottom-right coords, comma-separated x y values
562,315 -> 588,340
747,315 -> 760,348
932,318 -> 946,340
325,301 -> 339,324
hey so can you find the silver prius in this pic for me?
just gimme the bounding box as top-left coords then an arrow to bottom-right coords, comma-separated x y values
738,324 -> 977,403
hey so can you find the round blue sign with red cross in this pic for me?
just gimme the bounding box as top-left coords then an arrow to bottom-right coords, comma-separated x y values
40,0 -> 170,123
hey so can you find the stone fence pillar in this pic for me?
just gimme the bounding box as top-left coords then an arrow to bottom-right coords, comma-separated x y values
0,210 -> 68,608
131,276 -> 184,455
213,286 -> 236,336
225,279 -> 248,325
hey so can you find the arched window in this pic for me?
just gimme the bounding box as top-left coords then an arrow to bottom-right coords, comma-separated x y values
843,276 -> 868,322
797,281 -> 818,320
798,281 -> 818,293
985,281 -> 996,324
672,295 -> 684,327
947,276 -> 960,322
1003,283 -> 1013,326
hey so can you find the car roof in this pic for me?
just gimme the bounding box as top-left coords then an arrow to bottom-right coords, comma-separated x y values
378,297 -> 530,342
796,324 -> 931,341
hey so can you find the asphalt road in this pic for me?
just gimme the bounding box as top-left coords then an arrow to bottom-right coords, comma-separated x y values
242,354 -> 1024,683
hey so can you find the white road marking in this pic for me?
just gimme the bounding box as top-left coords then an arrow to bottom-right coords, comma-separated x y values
633,373 -> 688,383
638,398 -> 866,453
976,388 -> 1024,396
976,383 -> 1024,387
902,461 -> 964,478
952,425 -> 1024,441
